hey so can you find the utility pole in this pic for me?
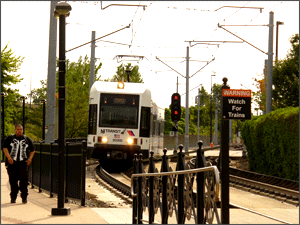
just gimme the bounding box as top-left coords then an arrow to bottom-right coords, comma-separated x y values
214,97 -> 218,145
263,59 -> 267,115
210,72 -> 216,145
90,31 -> 96,91
45,1 -> 58,144
175,76 -> 179,150
196,88 -> 201,142
266,11 -> 274,113
185,46 -> 189,153
156,46 -> 214,152
275,21 -> 284,62
217,11 -> 274,114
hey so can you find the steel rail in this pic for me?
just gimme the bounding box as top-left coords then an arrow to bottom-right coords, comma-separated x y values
96,166 -> 131,196
230,175 -> 299,200
230,203 -> 293,224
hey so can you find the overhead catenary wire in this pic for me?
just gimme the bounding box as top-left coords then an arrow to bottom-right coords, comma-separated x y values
66,24 -> 131,53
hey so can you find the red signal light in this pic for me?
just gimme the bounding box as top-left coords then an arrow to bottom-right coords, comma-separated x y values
171,93 -> 181,121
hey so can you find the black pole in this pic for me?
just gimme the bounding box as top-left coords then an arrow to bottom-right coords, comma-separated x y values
132,154 -> 138,224
148,151 -> 155,224
126,69 -> 131,82
42,100 -> 46,141
137,153 -> 143,224
51,2 -> 72,216
221,77 -> 230,224
21,96 -> 26,134
210,95 -> 212,144
1,93 -> 4,141
58,12 -> 66,209
161,148 -> 169,224
81,141 -> 87,206
177,144 -> 185,224
196,141 -> 205,224
1,93 -> 5,161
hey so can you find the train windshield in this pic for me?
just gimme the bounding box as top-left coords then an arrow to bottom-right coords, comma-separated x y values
99,94 -> 139,128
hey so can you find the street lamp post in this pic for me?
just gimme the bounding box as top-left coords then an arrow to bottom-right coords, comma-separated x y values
1,92 -> 7,161
275,21 -> 284,62
20,96 -> 27,134
195,86 -> 202,142
41,99 -> 46,141
210,73 -> 216,145
52,2 -> 72,216
125,69 -> 131,82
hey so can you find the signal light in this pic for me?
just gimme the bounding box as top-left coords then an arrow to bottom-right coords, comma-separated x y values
171,93 -> 181,121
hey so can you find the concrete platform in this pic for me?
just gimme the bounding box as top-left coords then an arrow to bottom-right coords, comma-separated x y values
1,160 -> 299,224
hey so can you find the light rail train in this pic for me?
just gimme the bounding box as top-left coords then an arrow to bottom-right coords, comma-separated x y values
87,81 -> 164,168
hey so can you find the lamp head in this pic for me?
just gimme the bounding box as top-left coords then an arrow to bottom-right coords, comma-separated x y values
54,2 -> 72,18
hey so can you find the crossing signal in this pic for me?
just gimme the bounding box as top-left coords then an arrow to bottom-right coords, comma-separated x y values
171,93 -> 181,121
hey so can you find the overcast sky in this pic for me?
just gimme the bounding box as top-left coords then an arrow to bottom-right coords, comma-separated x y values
1,1 -> 299,110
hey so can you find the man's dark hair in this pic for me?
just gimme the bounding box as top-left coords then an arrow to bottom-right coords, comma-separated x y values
15,124 -> 23,129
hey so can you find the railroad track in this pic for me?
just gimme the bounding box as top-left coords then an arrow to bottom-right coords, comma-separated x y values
229,167 -> 299,206
96,160 -> 299,207
95,165 -> 131,197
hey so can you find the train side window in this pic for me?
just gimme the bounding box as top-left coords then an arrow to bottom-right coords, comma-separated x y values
140,107 -> 150,137
88,104 -> 97,135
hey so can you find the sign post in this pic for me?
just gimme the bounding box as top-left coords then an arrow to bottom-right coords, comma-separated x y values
220,78 -> 251,224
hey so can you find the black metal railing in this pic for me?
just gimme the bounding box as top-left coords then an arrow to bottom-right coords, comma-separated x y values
131,141 -> 220,224
29,141 -> 87,206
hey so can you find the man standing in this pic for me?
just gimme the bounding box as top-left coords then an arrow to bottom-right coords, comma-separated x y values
2,124 -> 35,204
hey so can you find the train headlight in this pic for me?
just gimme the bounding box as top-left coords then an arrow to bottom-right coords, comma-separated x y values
102,137 -> 108,143
127,138 -> 134,145
117,81 -> 124,89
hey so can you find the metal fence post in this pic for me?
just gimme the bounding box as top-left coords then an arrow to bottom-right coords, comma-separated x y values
196,140 -> 205,223
148,151 -> 155,224
39,142 -> 42,193
177,144 -> 185,224
50,142 -> 53,197
137,153 -> 143,224
161,148 -> 169,224
65,142 -> 69,203
132,154 -> 138,224
81,141 -> 87,206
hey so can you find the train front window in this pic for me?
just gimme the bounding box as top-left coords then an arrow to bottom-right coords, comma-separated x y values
99,94 -> 139,128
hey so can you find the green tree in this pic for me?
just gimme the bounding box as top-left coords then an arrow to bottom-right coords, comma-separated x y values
63,55 -> 102,138
1,43 -> 24,137
1,43 -> 24,93
109,63 -> 143,83
164,108 -> 173,135
272,33 -> 299,109
252,76 -> 266,112
29,80 -> 47,104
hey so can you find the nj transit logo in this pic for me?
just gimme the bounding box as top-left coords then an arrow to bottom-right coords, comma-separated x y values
127,130 -> 135,136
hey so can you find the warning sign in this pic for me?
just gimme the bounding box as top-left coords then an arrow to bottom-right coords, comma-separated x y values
222,89 -> 251,120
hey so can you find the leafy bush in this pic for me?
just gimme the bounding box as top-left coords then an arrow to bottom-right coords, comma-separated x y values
241,107 -> 299,180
